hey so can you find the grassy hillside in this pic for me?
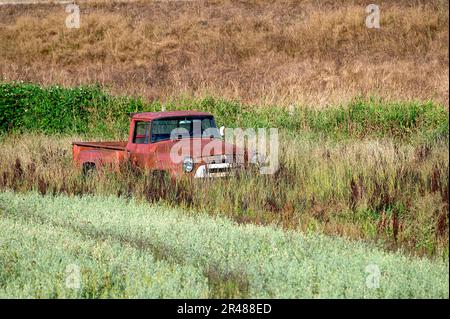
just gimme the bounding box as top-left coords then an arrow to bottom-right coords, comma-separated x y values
0,191 -> 448,298
0,0 -> 448,106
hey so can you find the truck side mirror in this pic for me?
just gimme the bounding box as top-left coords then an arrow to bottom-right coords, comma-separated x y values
219,126 -> 225,137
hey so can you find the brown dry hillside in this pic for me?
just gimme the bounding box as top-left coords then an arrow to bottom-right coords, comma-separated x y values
0,0 -> 448,107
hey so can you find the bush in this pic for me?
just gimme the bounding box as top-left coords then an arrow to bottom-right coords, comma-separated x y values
0,82 -> 447,140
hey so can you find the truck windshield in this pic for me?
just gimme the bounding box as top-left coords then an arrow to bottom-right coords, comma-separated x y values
151,116 -> 221,143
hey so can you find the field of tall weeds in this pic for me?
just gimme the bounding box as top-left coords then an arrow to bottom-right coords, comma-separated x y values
0,132 -> 447,258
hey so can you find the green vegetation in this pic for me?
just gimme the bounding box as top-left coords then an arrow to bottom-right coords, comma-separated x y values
0,82 -> 448,297
0,82 -> 448,141
0,217 -> 209,298
0,191 -> 448,298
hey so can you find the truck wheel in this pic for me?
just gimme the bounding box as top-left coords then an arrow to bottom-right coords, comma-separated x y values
82,162 -> 96,176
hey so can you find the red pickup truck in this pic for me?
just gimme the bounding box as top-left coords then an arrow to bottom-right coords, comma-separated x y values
73,111 -> 250,178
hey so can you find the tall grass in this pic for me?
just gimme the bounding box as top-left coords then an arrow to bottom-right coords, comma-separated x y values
0,134 -> 447,258
0,191 -> 448,298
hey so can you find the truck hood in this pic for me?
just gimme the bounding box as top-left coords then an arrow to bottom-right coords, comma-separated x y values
164,137 -> 246,162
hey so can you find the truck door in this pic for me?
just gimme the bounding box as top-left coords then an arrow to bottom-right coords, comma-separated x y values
127,120 -> 153,169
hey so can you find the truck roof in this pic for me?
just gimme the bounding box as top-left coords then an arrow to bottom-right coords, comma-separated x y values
131,111 -> 212,120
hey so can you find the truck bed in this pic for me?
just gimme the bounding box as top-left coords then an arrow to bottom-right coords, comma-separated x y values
72,141 -> 128,169
72,141 -> 127,151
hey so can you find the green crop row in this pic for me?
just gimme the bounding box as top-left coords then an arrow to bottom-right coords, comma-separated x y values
0,191 -> 448,298
0,82 -> 448,140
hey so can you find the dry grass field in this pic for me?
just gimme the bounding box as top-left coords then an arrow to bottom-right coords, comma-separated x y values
0,0 -> 448,106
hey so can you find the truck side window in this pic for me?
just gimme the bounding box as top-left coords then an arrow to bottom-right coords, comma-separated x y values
133,121 -> 149,144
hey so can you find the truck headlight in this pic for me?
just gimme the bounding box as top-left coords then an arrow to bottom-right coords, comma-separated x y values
183,157 -> 194,173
